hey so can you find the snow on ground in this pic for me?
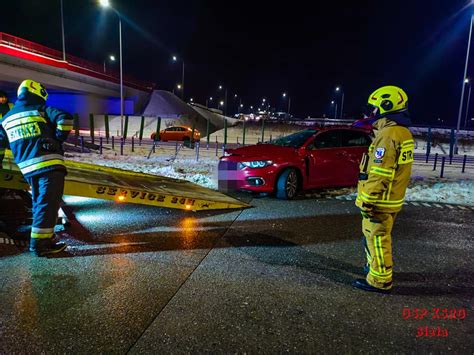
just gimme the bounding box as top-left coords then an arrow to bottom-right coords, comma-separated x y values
66,145 -> 474,206
66,147 -> 218,190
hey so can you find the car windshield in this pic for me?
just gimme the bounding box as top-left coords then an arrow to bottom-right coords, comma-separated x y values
270,129 -> 317,148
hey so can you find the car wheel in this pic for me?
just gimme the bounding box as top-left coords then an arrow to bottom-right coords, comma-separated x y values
276,168 -> 299,200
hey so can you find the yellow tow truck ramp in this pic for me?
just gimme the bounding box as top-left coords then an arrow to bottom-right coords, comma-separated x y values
0,154 -> 249,211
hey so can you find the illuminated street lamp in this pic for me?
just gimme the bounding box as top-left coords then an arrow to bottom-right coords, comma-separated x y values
206,96 -> 213,108
172,83 -> 182,95
172,55 -> 185,100
218,85 -> 228,116
335,86 -> 345,119
103,54 -> 115,73
99,0 -> 124,136
331,100 -> 338,119
456,11 -> 473,152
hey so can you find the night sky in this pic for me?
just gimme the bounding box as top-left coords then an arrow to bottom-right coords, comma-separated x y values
2,0 -> 473,125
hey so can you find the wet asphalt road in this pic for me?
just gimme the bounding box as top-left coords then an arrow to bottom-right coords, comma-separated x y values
1,194 -> 473,354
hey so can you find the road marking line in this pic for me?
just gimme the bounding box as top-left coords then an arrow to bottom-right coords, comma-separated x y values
411,202 -> 420,206
457,206 -> 467,210
433,204 -> 443,208
445,205 -> 454,209
422,202 -> 431,207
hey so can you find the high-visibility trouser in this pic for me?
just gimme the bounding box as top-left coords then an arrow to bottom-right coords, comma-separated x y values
362,212 -> 398,290
25,170 -> 65,240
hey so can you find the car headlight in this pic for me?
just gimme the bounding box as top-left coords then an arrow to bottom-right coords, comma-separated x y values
240,160 -> 273,169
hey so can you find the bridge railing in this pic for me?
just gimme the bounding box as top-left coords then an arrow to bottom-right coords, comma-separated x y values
0,32 -> 154,91
0,32 -> 63,60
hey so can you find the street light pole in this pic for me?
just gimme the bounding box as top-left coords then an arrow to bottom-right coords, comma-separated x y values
60,0 -> 66,61
172,56 -> 185,100
119,16 -> 124,137
331,101 -> 338,119
103,55 -> 116,74
99,1 -> 125,137
218,85 -> 228,116
181,61 -> 185,100
341,91 -> 345,119
455,14 -> 473,153
465,80 -> 472,128
224,88 -> 228,116
336,86 -> 344,119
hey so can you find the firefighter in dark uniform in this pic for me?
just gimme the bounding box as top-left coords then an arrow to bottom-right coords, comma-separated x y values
352,85 -> 414,293
0,80 -> 73,256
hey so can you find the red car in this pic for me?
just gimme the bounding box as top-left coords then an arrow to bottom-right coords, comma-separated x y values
218,127 -> 372,199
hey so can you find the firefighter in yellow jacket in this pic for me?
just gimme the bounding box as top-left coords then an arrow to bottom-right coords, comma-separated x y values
352,85 -> 414,293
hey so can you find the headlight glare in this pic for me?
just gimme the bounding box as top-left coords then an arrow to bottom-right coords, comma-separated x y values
240,160 -> 273,169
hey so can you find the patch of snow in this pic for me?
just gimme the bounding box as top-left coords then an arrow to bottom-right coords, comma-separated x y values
405,179 -> 474,206
66,150 -> 218,190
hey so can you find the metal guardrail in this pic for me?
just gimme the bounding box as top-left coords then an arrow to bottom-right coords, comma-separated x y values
414,153 -> 474,163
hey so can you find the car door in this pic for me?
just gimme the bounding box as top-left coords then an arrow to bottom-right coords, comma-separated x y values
338,129 -> 372,185
169,127 -> 180,141
305,130 -> 347,188
177,127 -> 187,140
162,127 -> 173,141
176,127 -> 184,141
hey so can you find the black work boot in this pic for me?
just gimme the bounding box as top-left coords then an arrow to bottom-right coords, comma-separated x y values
29,237 -> 67,257
352,279 -> 392,294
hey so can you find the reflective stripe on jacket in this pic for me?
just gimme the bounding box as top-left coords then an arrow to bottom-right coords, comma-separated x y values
0,93 -> 72,178
355,117 -> 414,213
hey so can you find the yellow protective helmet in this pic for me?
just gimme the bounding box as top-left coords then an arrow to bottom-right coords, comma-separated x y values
17,79 -> 48,101
368,85 -> 408,115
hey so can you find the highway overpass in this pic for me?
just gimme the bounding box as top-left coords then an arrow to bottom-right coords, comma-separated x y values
0,32 -> 237,134
0,32 -> 153,123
